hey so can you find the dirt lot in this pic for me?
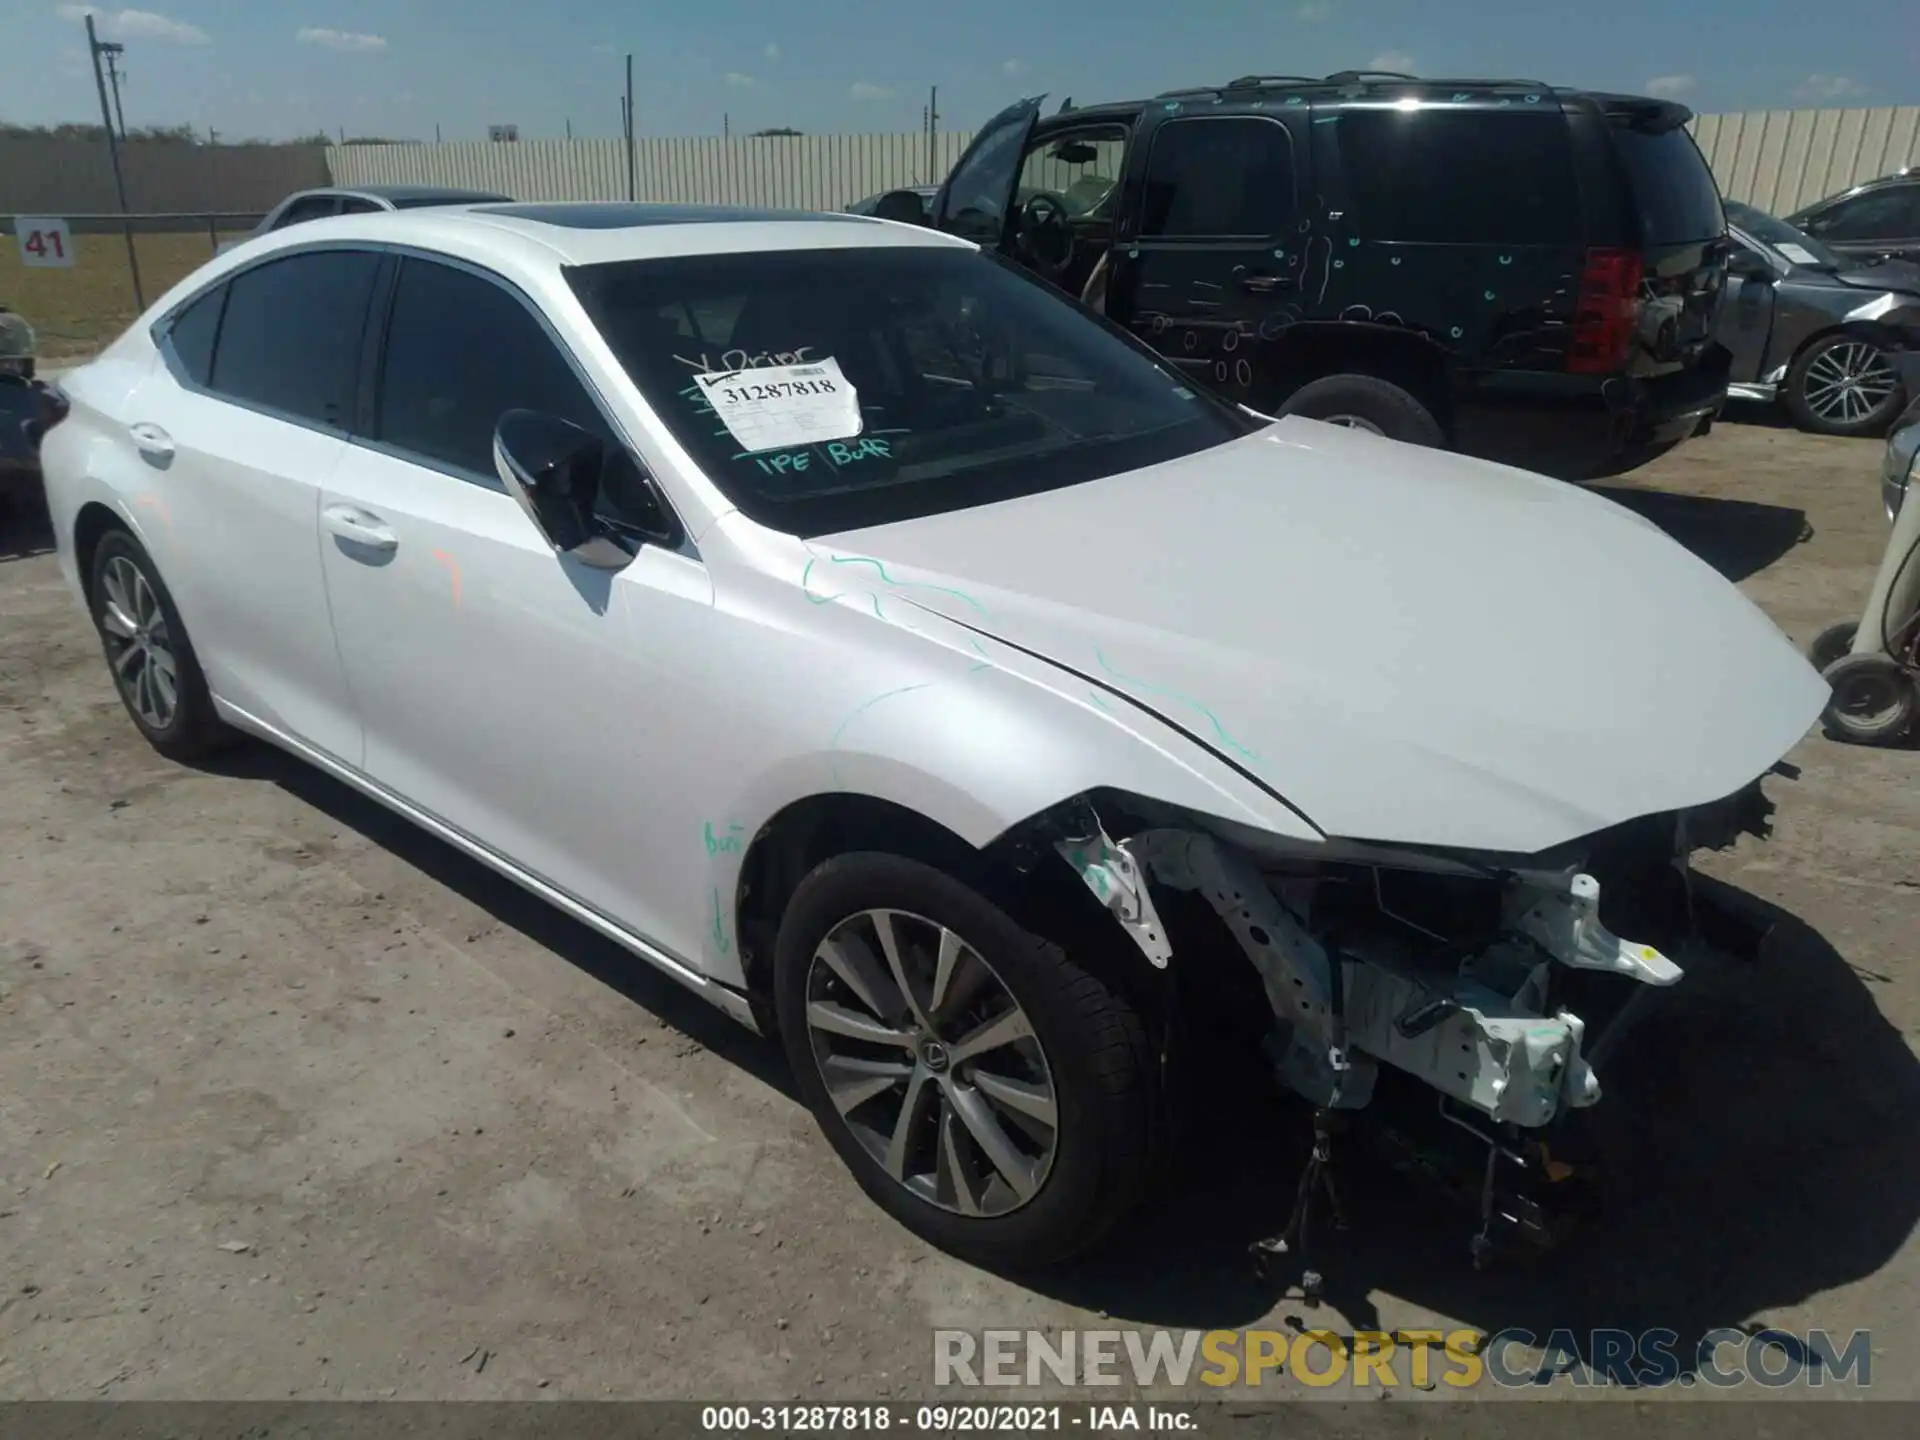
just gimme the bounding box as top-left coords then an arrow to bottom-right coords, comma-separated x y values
0,415 -> 1916,1402
3,230 -> 249,359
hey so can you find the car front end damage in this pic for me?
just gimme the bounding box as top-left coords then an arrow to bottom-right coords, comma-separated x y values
1028,773 -> 1787,1291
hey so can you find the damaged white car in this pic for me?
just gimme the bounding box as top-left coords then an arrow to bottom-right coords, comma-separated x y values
40,203 -> 1829,1275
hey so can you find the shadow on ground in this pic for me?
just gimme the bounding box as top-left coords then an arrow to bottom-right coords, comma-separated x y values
198,743 -> 795,1098
1029,882 -> 1919,1378
1593,483 -> 1811,583
213,732 -> 1917,1377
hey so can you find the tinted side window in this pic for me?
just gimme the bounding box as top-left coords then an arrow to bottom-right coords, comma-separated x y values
1338,111 -> 1582,245
210,250 -> 382,428
1140,117 -> 1297,238
336,197 -> 384,215
375,257 -> 607,480
165,283 -> 226,386
1812,186 -> 1920,241
274,195 -> 341,228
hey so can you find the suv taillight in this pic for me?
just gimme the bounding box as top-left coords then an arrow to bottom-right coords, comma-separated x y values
1566,247 -> 1645,374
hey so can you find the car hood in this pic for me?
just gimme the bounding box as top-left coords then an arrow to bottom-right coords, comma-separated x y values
1833,258 -> 1920,294
810,420 -> 1827,855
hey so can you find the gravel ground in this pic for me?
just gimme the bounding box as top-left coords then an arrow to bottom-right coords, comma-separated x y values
1,413 -> 1915,1402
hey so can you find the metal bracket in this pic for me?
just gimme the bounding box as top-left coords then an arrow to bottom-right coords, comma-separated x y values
1506,873 -> 1682,986
1053,817 -> 1173,968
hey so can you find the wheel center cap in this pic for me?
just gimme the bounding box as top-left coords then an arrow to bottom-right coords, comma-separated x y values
919,1038 -> 950,1073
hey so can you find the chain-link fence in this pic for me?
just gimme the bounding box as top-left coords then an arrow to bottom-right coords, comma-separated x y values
2,212 -> 265,362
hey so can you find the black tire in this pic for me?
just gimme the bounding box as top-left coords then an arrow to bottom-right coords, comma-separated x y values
773,852 -> 1161,1270
1808,620 -> 1859,673
1819,651 -> 1917,745
1786,333 -> 1907,438
1277,372 -> 1445,447
88,527 -> 232,762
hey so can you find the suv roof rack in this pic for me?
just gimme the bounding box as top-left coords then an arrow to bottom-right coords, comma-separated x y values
1224,74 -> 1319,88
1322,70 -> 1557,90
1154,85 -> 1227,99
1323,69 -> 1419,83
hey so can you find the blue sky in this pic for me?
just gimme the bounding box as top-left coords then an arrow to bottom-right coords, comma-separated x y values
2,1 -> 1912,142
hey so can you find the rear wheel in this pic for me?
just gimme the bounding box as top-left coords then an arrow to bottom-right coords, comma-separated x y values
1807,620 -> 1859,672
1278,372 -> 1445,447
1787,333 -> 1905,437
773,852 -> 1160,1269
88,528 -> 231,762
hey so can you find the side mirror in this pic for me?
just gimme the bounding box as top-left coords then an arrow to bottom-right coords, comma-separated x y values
872,189 -> 931,225
492,409 -> 631,570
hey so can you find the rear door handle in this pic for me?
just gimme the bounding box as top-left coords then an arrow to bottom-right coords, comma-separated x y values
1236,273 -> 1284,293
322,503 -> 398,554
128,422 -> 174,463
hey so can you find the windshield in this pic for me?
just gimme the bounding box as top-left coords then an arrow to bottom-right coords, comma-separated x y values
1724,200 -> 1846,269
1609,123 -> 1725,244
566,245 -> 1249,536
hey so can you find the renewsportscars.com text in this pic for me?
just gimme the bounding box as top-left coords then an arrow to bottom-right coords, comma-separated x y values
933,1327 -> 1873,1389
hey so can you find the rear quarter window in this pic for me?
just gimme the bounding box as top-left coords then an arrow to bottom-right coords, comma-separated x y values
1336,110 -> 1583,245
1609,125 -> 1725,244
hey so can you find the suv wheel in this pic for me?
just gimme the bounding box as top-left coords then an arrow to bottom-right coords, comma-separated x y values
1787,333 -> 1905,437
88,527 -> 231,762
1278,373 -> 1445,447
773,852 -> 1160,1269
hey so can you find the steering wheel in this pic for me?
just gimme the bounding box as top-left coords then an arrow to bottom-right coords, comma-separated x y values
1015,192 -> 1078,279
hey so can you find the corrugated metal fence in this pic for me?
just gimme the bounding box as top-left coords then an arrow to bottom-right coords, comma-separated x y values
326,106 -> 1920,217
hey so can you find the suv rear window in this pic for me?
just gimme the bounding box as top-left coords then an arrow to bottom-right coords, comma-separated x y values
1609,124 -> 1725,244
1336,110 -> 1582,245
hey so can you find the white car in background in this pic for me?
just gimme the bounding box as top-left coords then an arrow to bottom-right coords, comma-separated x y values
38,202 -> 1826,1271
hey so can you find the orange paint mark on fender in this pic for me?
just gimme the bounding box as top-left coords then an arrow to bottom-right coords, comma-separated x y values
430,548 -> 463,607
133,493 -> 172,530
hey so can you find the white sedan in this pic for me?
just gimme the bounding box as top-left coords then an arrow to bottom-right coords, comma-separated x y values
40,201 -> 1827,1272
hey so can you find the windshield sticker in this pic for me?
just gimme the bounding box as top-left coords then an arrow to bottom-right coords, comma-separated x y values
1777,243 -> 1819,266
695,357 -> 864,455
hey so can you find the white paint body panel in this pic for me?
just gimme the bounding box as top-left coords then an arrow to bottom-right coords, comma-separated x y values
38,206 -> 1825,1019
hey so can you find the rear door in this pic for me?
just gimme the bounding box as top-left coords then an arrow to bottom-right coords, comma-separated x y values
1797,182 -> 1920,266
932,98 -> 1043,253
1601,106 -> 1729,379
131,247 -> 383,761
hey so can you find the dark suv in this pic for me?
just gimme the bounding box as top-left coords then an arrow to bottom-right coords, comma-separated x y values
888,72 -> 1733,479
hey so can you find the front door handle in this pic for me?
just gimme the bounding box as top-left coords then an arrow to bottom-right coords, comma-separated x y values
322,503 -> 398,553
128,422 -> 174,464
1236,273 -> 1284,293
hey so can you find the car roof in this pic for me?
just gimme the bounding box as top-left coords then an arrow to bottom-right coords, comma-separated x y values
287,184 -> 513,205
228,201 -> 972,278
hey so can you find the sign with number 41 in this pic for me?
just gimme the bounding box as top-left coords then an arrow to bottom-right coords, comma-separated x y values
14,217 -> 76,268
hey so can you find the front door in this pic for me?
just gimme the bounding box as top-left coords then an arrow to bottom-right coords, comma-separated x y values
1716,239 -> 1779,389
932,97 -> 1042,251
1106,113 -> 1305,407
1005,123 -> 1131,304
316,253 -> 719,966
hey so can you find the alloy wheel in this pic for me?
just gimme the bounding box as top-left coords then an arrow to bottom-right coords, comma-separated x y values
1320,413 -> 1386,435
98,555 -> 178,730
804,908 -> 1059,1217
1803,342 -> 1898,426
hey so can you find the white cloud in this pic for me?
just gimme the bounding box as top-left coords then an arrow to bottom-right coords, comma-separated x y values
1794,73 -> 1866,102
1002,59 -> 1026,77
59,7 -> 210,44
297,27 -> 388,53
1367,50 -> 1416,73
848,81 -> 895,102
764,42 -> 780,62
1296,2 -> 1332,20
1644,74 -> 1695,98
724,71 -> 754,89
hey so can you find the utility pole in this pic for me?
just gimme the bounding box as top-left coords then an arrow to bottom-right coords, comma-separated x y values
435,122 -> 442,143
85,15 -> 143,310
927,85 -> 939,185
723,112 -> 729,139
566,118 -> 573,141
102,43 -> 130,140
624,54 -> 637,200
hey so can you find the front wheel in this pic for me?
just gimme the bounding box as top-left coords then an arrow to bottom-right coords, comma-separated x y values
773,853 -> 1161,1270
1787,333 -> 1906,437
1820,651 -> 1917,745
1278,372 -> 1445,447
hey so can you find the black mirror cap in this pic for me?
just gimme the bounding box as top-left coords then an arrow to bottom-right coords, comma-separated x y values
493,409 -> 606,554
